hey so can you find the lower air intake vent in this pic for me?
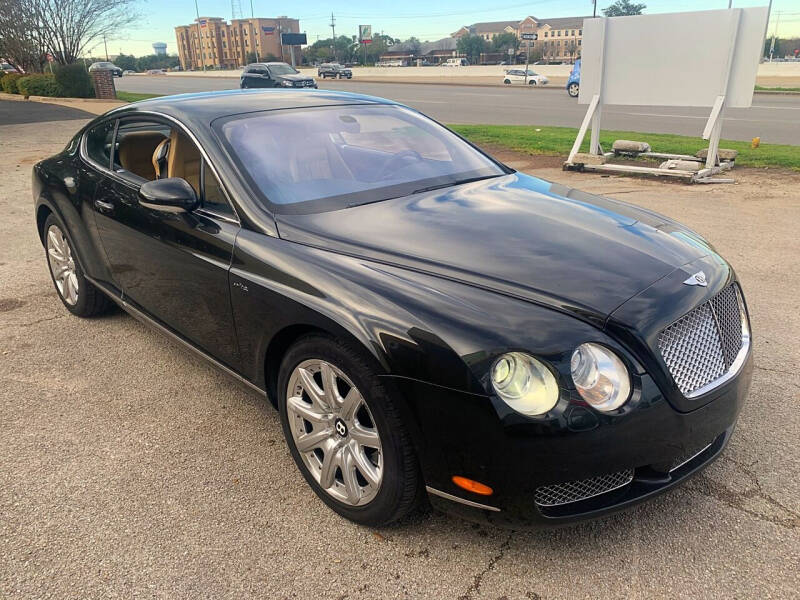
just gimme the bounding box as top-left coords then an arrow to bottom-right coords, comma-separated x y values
535,469 -> 635,507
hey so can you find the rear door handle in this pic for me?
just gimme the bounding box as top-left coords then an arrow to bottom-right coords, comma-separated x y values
94,199 -> 114,212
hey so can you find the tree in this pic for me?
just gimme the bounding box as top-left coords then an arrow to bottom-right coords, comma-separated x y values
245,51 -> 258,64
0,0 -> 139,66
115,53 -> 137,71
602,1 -> 646,17
0,0 -> 47,72
456,35 -> 488,64
492,32 -> 519,54
403,37 -> 422,57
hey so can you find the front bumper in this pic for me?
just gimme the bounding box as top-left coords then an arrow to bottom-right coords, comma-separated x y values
388,348 -> 751,528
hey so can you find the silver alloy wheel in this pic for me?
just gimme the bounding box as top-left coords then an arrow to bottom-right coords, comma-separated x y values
286,359 -> 383,506
568,82 -> 579,97
46,224 -> 78,306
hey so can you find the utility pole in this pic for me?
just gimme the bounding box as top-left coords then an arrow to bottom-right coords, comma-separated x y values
762,0 -> 774,61
250,0 -> 254,17
592,0 -> 597,18
195,0 -> 206,71
103,35 -> 109,61
769,11 -> 780,62
330,12 -> 336,63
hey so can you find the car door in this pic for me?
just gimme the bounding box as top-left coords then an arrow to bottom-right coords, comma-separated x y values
92,116 -> 241,368
244,65 -> 272,88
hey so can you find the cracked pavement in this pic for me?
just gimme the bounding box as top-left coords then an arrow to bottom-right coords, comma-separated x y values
1,101 -> 799,599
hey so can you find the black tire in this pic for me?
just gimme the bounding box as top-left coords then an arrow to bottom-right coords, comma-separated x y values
529,80 -> 537,85
568,82 -> 579,97
503,79 -> 511,85
43,213 -> 111,318
277,334 -> 421,526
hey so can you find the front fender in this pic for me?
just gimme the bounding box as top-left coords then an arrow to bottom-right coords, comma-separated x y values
230,229 -> 627,400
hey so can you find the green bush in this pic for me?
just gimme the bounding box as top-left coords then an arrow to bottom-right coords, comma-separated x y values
54,63 -> 93,98
17,74 -> 62,97
1,72 -> 24,94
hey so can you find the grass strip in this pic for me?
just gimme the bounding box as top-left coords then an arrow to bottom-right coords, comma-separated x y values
449,124 -> 800,170
115,91 -> 163,102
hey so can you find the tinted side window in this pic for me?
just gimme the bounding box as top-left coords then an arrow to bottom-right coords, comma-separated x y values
201,160 -> 233,216
112,120 -> 171,180
84,120 -> 116,168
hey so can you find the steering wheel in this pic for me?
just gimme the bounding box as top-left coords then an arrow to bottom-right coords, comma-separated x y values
375,150 -> 424,181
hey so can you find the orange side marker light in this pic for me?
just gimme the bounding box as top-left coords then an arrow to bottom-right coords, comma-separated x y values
452,476 -> 493,496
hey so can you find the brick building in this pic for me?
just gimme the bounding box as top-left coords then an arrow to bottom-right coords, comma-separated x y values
452,15 -> 587,62
175,16 -> 300,70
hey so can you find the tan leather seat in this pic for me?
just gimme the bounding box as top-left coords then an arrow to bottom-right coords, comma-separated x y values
166,130 -> 201,194
117,131 -> 166,180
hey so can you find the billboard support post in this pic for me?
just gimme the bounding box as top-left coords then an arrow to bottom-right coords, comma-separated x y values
564,8 -> 766,183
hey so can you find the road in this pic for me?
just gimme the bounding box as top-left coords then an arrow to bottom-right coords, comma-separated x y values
116,75 -> 800,145
2,99 -> 799,599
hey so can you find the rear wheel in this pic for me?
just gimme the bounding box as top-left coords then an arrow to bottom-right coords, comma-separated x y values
44,214 -> 111,317
278,335 -> 421,526
503,79 -> 511,85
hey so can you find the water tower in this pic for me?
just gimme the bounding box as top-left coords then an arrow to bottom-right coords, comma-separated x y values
152,42 -> 167,56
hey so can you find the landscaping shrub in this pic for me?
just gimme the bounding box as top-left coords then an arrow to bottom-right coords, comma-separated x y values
17,74 -> 62,97
54,63 -> 93,98
1,72 -> 24,94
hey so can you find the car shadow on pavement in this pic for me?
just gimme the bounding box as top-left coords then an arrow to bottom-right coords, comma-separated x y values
0,100 -> 96,125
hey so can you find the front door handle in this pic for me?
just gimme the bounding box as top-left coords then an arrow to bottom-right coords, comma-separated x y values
94,199 -> 114,212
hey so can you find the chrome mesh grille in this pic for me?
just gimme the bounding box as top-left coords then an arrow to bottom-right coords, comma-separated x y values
535,469 -> 634,507
658,285 -> 746,397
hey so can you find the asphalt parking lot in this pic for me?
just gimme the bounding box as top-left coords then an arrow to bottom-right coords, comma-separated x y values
1,100 -> 798,599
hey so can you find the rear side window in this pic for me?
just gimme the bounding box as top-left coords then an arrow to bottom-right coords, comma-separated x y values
84,120 -> 116,168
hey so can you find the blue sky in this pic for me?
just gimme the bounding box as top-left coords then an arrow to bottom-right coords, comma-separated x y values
94,0 -> 800,57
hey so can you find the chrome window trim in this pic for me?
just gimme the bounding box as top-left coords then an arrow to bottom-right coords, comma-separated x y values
79,110 -> 242,226
425,486 -> 501,512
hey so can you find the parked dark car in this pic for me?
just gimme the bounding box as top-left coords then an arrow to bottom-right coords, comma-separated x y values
318,63 -> 353,79
567,59 -> 580,97
88,61 -> 123,77
32,90 -> 751,528
240,62 -> 316,89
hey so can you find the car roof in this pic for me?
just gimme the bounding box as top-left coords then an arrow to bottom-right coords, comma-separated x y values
107,89 -> 400,128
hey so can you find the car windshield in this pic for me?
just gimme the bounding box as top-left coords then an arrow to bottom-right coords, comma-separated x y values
218,104 -> 506,213
269,64 -> 298,75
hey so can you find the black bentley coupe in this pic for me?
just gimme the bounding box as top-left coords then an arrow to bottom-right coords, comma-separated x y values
32,90 -> 752,528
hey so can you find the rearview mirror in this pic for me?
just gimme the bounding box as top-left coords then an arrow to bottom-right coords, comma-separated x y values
139,178 -> 198,213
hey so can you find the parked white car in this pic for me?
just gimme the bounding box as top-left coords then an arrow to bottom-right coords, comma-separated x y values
443,58 -> 469,67
502,69 -> 549,85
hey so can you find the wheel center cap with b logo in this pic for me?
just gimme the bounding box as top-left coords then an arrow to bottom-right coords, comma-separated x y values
334,418 -> 348,438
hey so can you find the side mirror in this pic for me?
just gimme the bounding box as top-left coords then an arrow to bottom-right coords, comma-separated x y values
139,178 -> 198,213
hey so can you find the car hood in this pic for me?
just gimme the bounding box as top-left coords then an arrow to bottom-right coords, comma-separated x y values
277,73 -> 314,81
276,173 -> 713,324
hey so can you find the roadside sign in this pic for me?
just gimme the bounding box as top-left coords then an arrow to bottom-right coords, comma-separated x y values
359,25 -> 372,44
521,33 -> 538,40
281,33 -> 307,46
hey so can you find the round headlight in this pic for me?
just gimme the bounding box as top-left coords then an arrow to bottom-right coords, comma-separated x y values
570,343 -> 631,412
490,352 -> 559,416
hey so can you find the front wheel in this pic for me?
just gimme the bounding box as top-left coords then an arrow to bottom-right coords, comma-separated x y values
568,82 -> 579,97
278,335 -> 421,526
503,79 -> 511,85
528,80 -> 537,85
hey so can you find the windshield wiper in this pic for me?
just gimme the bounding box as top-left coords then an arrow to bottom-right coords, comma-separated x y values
412,174 -> 501,195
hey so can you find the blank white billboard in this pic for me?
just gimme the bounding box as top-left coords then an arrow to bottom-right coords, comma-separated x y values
579,7 -> 768,108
